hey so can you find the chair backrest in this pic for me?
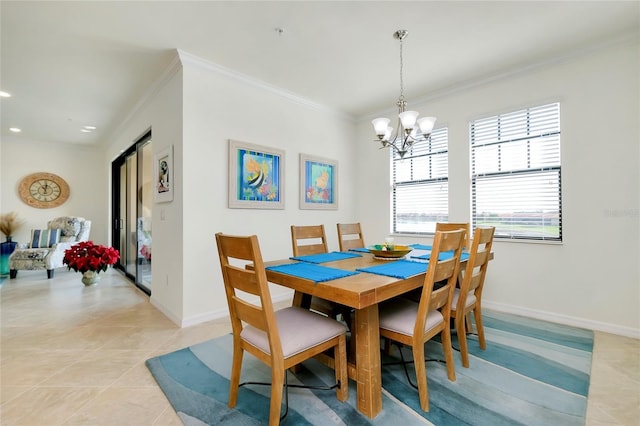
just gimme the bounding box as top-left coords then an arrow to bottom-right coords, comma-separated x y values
436,222 -> 470,251
215,233 -> 283,360
456,227 -> 495,310
414,229 -> 466,337
291,225 -> 328,256
336,222 -> 365,251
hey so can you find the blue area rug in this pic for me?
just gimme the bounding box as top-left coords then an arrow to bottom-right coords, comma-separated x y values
146,310 -> 593,425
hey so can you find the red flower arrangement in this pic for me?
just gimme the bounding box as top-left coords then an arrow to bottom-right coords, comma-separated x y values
63,241 -> 120,274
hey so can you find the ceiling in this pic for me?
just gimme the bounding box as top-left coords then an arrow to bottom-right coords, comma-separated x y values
1,1 -> 638,146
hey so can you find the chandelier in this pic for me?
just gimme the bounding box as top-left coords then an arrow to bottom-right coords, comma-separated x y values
372,30 -> 436,159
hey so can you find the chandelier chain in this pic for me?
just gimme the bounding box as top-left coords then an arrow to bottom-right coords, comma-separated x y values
399,36 -> 404,102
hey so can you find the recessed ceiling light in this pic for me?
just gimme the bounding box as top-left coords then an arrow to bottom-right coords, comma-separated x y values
83,125 -> 97,130
80,129 -> 92,133
9,127 -> 21,132
0,91 -> 11,98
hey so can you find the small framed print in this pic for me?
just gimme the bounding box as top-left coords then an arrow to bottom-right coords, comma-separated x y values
228,139 -> 285,209
154,146 -> 173,203
299,153 -> 338,210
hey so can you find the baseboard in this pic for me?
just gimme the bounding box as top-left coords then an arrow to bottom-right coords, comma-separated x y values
483,300 -> 640,339
149,296 -> 183,327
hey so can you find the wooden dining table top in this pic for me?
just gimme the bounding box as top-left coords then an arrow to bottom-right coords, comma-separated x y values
263,253 -> 428,310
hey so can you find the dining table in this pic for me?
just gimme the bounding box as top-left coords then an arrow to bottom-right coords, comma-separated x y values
260,245 -> 481,419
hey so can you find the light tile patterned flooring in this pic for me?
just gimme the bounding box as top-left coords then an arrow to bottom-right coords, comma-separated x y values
1,269 -> 638,425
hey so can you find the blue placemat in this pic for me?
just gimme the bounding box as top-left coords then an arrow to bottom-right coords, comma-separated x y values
290,251 -> 362,264
356,260 -> 427,279
348,247 -> 370,253
411,251 -> 470,262
410,244 -> 432,250
266,262 -> 359,283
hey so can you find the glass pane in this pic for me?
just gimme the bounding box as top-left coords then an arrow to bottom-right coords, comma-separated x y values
138,141 -> 153,290
126,154 -> 137,277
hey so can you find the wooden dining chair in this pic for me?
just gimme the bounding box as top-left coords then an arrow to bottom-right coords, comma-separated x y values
215,232 -> 348,426
435,222 -> 470,250
290,225 -> 345,320
336,222 -> 365,251
450,226 -> 495,368
378,229 -> 466,412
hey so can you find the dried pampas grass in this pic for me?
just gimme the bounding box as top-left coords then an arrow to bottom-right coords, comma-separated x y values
0,212 -> 25,237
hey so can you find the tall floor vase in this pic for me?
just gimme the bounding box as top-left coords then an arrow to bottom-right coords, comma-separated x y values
0,237 -> 18,276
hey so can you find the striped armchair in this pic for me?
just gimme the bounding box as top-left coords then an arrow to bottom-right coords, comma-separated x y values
9,216 -> 91,279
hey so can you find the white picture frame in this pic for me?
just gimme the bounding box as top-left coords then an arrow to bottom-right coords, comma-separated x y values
228,139 -> 285,209
299,153 -> 338,210
154,145 -> 173,203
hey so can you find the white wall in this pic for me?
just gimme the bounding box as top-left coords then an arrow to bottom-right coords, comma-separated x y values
104,56 -> 185,324
179,52 -> 358,324
355,39 -> 640,337
1,139 -> 107,246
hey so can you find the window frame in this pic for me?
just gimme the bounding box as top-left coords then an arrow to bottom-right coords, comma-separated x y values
470,102 -> 562,242
391,127 -> 449,235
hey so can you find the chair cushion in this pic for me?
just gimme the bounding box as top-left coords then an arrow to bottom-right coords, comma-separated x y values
240,307 -> 347,359
48,217 -> 83,241
451,288 -> 477,312
11,248 -> 50,260
379,297 -> 444,337
30,229 -> 61,248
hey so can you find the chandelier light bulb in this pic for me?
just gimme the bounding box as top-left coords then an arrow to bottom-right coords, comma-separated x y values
372,118 -> 391,137
399,110 -> 419,131
418,116 -> 436,135
384,127 -> 392,141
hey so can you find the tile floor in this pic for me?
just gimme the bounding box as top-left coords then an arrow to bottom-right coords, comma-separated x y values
1,269 -> 638,425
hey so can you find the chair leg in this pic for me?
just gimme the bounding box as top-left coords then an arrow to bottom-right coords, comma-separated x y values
10,269 -> 17,279
412,342 -> 430,412
335,335 -> 348,402
228,344 -> 243,408
455,313 -> 470,368
269,365 -> 285,426
465,312 -> 473,333
47,269 -> 54,279
474,305 -> 486,350
440,323 -> 457,382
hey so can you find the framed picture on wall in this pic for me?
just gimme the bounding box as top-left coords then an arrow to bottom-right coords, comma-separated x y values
299,153 -> 338,210
228,139 -> 285,209
154,145 -> 173,203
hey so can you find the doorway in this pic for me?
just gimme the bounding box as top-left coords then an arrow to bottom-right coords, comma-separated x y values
111,130 -> 152,294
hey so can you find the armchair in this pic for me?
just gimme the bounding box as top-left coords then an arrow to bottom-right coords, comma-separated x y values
9,216 -> 91,279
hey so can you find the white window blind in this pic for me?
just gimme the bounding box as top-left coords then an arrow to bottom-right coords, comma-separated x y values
392,127 -> 449,234
471,103 -> 562,241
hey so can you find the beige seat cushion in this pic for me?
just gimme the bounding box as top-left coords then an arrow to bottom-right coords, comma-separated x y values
451,289 -> 477,313
379,297 -> 444,337
240,307 -> 347,359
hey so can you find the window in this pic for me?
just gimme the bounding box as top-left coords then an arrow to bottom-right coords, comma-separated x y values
392,127 -> 449,234
471,103 -> 562,241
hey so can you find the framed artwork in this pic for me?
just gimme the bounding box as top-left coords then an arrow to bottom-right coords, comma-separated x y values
299,153 -> 338,210
228,139 -> 285,209
154,146 -> 173,203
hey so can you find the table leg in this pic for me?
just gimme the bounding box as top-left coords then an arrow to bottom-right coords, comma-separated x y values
354,305 -> 382,418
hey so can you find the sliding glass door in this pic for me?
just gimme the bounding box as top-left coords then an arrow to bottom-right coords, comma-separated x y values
112,130 -> 152,294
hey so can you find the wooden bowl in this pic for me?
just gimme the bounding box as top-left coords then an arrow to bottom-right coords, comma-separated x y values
368,244 -> 412,259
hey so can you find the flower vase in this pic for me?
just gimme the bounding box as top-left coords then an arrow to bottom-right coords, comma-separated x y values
81,271 -> 100,286
0,237 -> 18,276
